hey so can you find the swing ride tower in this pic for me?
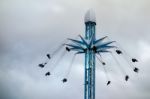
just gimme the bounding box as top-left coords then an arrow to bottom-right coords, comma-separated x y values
65,10 -> 116,99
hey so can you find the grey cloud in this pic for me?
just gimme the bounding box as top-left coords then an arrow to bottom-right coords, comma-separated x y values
0,0 -> 150,99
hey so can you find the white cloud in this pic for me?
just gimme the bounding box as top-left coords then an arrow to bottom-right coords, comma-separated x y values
51,4 -> 65,13
137,40 -> 150,62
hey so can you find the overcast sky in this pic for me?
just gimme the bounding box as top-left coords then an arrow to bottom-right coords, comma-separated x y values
0,0 -> 150,99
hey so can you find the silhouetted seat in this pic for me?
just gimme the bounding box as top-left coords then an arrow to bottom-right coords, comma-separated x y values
38,64 -> 44,68
93,46 -> 97,53
107,81 -> 111,85
102,62 -> 106,65
62,78 -> 67,83
47,54 -> 51,59
45,72 -> 50,76
125,75 -> 129,81
66,47 -> 70,52
133,67 -> 139,73
132,58 -> 138,62
116,50 -> 122,54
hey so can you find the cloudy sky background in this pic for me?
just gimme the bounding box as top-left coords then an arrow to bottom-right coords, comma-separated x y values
0,0 -> 150,99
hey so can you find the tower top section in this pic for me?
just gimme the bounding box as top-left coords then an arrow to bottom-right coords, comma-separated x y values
84,9 -> 96,23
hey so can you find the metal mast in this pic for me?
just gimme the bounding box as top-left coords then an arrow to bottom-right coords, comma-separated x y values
84,10 -> 96,99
